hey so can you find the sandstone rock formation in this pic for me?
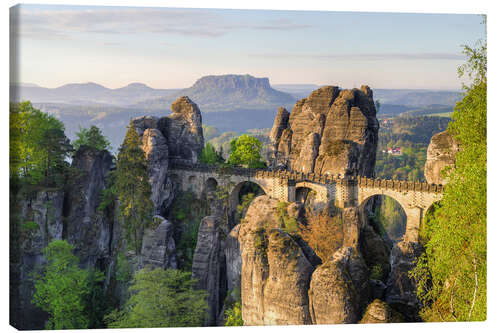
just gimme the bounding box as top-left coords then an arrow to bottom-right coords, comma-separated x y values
225,224 -> 242,293
165,96 -> 204,164
192,216 -> 226,326
424,130 -> 459,185
132,96 -> 204,215
238,196 -> 316,325
132,96 -> 204,166
65,146 -> 114,268
17,190 -> 65,329
270,86 -> 379,177
140,215 -> 177,269
385,241 -> 425,320
141,128 -> 172,215
308,247 -> 371,324
359,299 -> 404,323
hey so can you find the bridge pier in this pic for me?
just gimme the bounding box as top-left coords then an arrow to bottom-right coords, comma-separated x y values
404,207 -> 423,243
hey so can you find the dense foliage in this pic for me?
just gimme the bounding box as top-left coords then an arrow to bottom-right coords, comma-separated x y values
168,191 -> 210,271
200,142 -> 225,165
32,240 -> 104,329
376,116 -> 450,181
10,102 -> 73,186
228,134 -> 266,168
411,38 -> 486,321
73,125 -> 111,151
115,123 -> 154,253
105,268 -> 208,328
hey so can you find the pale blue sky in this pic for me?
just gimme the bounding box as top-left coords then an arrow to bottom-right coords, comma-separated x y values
10,4 -> 485,89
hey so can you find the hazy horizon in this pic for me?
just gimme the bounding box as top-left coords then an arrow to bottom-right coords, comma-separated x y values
10,5 -> 485,90
11,78 -> 463,92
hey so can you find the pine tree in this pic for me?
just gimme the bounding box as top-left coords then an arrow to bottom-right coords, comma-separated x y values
115,123 -> 153,254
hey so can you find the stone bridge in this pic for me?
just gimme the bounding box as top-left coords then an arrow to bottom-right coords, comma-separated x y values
168,163 -> 444,242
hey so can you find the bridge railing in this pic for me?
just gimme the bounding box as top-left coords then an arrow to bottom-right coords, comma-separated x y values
169,162 -> 444,192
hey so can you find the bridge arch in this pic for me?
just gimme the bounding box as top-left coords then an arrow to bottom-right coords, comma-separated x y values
359,194 -> 407,242
204,177 -> 218,193
229,181 -> 267,218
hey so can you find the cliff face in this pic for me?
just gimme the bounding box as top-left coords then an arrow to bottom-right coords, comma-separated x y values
132,96 -> 204,166
65,146 -> 115,268
424,130 -> 459,185
238,198 -> 316,325
237,196 -> 376,326
132,96 -> 204,215
270,86 -> 379,177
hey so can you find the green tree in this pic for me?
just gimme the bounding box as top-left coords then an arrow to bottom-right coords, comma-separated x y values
73,125 -> 111,151
32,240 -> 104,329
200,142 -> 225,165
105,267 -> 208,328
228,134 -> 266,168
115,123 -> 154,253
411,35 -> 486,321
10,102 -> 73,185
225,301 -> 244,326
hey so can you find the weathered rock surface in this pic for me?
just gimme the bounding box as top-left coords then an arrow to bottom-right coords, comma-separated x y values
308,247 -> 371,324
385,241 -> 424,320
165,96 -> 204,163
65,146 -> 114,268
359,224 -> 391,281
132,96 -> 204,166
141,128 -> 173,215
225,224 -> 242,293
238,196 -> 316,325
424,130 -> 459,185
192,216 -> 226,326
359,299 -> 404,323
140,215 -> 177,269
270,85 -> 379,177
17,190 -> 65,329
132,96 -> 204,214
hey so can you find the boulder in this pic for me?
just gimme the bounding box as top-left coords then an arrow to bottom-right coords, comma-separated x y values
359,299 -> 404,323
424,130 -> 459,185
308,247 -> 371,324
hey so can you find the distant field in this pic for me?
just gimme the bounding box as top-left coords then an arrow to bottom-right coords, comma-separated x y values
428,112 -> 453,117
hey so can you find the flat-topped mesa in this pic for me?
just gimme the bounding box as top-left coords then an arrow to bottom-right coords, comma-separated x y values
269,85 -> 379,177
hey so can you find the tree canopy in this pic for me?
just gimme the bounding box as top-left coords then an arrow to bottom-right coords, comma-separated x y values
73,125 -> 111,151
10,102 -> 73,186
200,142 -> 225,165
115,123 -> 154,253
32,240 -> 104,329
411,36 -> 486,322
105,267 -> 208,328
228,134 -> 266,168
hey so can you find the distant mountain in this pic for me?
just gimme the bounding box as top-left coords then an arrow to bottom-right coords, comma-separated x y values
10,82 -> 178,106
271,84 -> 320,100
136,74 -> 297,112
373,89 -> 461,107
